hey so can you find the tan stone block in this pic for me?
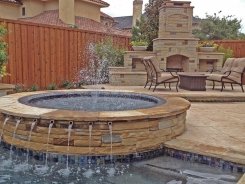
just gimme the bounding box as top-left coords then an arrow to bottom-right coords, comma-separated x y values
29,135 -> 50,144
101,143 -> 122,147
150,128 -> 172,137
53,138 -> 74,146
171,123 -> 185,137
158,118 -> 177,129
111,120 -> 151,131
74,139 -> 101,147
121,130 -> 150,139
122,138 -> 137,146
136,138 -> 163,151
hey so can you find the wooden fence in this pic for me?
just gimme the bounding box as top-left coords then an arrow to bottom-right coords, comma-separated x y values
0,19 -> 131,88
214,40 -> 245,58
1,18 -> 244,88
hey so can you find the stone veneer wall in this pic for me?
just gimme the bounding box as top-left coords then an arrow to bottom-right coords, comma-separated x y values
0,90 -> 191,156
153,38 -> 199,71
109,51 -> 155,86
0,112 -> 186,156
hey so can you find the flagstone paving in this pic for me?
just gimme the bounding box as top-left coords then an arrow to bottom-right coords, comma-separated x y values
165,102 -> 245,165
86,85 -> 245,165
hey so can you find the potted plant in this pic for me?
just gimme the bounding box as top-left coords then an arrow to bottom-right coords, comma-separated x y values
198,41 -> 218,52
0,24 -> 8,80
131,40 -> 148,51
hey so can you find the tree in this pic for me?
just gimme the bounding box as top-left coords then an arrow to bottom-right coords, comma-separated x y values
143,0 -> 167,50
131,16 -> 149,45
0,23 -> 8,77
193,12 -> 245,40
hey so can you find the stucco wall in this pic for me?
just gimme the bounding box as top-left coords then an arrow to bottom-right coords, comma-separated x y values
22,0 -> 44,18
0,3 -> 20,20
75,0 -> 100,22
44,0 -> 59,11
59,0 -> 75,25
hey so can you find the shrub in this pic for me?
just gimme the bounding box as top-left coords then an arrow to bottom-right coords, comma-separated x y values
94,38 -> 124,67
131,40 -> 148,46
47,83 -> 57,90
60,80 -> 74,89
131,17 -> 149,48
79,39 -> 125,85
217,45 -> 234,65
0,23 -> 8,77
29,85 -> 39,91
198,41 -> 218,48
14,84 -> 25,93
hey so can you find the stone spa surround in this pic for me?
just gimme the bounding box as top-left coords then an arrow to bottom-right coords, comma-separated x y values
0,90 -> 190,157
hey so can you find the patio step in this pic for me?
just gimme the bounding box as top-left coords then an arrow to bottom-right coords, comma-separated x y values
164,139 -> 245,165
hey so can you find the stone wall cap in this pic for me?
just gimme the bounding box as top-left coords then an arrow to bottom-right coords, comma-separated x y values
198,52 -> 225,55
110,72 -> 146,75
108,67 -> 127,69
153,38 -> 199,41
0,83 -> 15,90
0,90 -> 191,121
125,51 -> 155,54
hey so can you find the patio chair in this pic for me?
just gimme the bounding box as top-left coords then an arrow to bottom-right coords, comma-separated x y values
206,58 -> 235,90
206,58 -> 245,92
142,58 -> 167,89
142,58 -> 154,89
143,57 -> 179,92
208,58 -> 235,74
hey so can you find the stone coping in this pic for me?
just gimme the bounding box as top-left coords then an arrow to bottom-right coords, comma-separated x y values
109,71 -> 146,75
0,89 -> 191,121
238,174 -> 245,184
0,83 -> 15,90
197,52 -> 224,55
125,51 -> 155,54
153,38 -> 199,41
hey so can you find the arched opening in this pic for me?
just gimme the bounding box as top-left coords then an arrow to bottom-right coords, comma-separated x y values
166,55 -> 189,72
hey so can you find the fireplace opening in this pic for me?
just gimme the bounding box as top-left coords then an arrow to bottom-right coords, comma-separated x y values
166,55 -> 189,72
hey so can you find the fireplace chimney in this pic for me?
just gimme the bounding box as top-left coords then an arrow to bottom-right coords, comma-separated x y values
59,0 -> 75,25
132,0 -> 143,27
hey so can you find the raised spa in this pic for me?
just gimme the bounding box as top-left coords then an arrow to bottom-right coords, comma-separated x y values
0,90 -> 190,157
19,91 -> 165,111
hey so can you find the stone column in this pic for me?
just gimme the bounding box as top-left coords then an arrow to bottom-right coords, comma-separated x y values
132,0 -> 143,27
59,0 -> 75,25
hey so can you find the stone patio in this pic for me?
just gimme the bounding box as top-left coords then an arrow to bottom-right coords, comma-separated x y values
86,84 -> 245,166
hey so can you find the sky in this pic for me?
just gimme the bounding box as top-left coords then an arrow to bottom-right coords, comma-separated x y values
102,0 -> 245,33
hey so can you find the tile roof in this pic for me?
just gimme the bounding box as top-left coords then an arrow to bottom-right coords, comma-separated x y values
0,0 -> 22,5
0,0 -> 108,6
100,12 -> 114,20
87,0 -> 109,7
20,10 -> 130,37
113,16 -> 133,30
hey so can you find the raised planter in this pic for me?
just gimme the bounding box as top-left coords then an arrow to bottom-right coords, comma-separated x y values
132,46 -> 147,51
199,47 -> 216,52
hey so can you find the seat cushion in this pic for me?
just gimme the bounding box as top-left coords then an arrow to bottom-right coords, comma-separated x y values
221,58 -> 235,73
206,73 -> 226,82
222,76 -> 241,83
158,73 -> 178,82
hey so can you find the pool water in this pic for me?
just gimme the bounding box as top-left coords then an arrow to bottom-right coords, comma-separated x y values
0,146 -> 241,184
19,91 -> 165,111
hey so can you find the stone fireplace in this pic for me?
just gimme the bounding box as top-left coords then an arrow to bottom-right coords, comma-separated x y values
153,1 -> 199,72
109,0 -> 224,86
166,55 -> 189,72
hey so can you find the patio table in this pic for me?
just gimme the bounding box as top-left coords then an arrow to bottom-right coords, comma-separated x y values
179,72 -> 207,91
